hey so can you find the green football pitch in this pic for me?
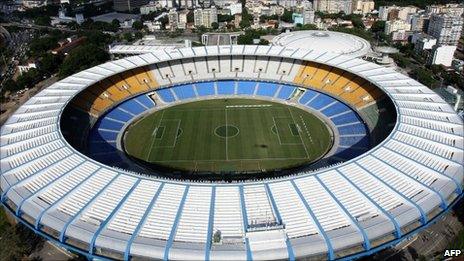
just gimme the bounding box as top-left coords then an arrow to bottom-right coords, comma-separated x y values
123,99 -> 333,173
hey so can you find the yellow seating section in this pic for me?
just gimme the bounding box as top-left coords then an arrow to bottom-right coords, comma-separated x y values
120,71 -> 148,93
72,67 -> 159,117
133,66 -> 159,89
294,62 -> 384,109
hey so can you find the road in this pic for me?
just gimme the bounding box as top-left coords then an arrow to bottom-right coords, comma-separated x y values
0,22 -> 77,33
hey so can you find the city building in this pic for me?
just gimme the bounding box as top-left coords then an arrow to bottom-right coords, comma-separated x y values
292,8 -> 315,25
22,0 -> 45,8
413,34 -> 437,53
427,4 -> 464,16
168,8 -> 179,31
234,13 -> 242,28
384,19 -> 411,35
227,2 -> 242,15
409,14 -> 429,32
313,0 -> 352,14
140,1 -> 161,15
113,0 -> 150,12
391,30 -> 410,42
429,45 -> 458,67
379,5 -> 418,21
194,6 -> 218,28
427,13 -> 464,46
17,61 -> 37,75
352,0 -> 375,15
201,32 -> 243,45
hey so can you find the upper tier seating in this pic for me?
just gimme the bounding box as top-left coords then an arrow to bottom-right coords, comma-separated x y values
72,67 -> 158,117
294,62 -> 384,109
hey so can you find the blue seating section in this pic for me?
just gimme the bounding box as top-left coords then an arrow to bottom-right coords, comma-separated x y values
237,81 -> 257,95
88,83 -> 371,167
298,89 -> 370,162
195,82 -> 215,96
256,83 -> 279,97
307,95 -> 335,110
118,99 -> 146,115
277,85 -> 295,100
338,123 -> 367,135
88,94 -> 156,167
321,102 -> 351,117
156,88 -> 176,102
172,85 -> 196,99
136,94 -> 156,109
298,90 -> 318,104
217,81 -> 235,95
331,112 -> 360,125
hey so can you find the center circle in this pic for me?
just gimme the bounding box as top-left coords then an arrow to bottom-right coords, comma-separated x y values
215,125 -> 239,138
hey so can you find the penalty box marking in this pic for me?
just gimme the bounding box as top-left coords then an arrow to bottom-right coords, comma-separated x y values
152,119 -> 181,148
272,117 -> 304,145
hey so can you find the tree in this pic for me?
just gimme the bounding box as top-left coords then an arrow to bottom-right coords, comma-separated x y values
34,15 -> 51,26
187,11 -> 194,23
218,14 -> 233,23
111,19 -> 120,30
80,30 -> 113,47
300,24 -> 318,30
39,53 -> 63,76
258,39 -> 269,45
132,20 -> 143,30
280,9 -> 293,23
123,32 -> 134,42
239,19 -> 251,29
16,69 -> 43,89
211,22 -> 219,30
58,44 -> 109,78
237,34 -> 253,44
370,20 -> 386,33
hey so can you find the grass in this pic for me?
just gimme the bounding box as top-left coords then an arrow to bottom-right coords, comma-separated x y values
123,99 -> 332,173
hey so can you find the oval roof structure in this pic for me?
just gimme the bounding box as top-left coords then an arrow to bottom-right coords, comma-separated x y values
271,30 -> 372,57
0,45 -> 462,261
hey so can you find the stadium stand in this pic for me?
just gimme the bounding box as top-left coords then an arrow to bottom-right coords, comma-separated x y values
1,46 -> 462,261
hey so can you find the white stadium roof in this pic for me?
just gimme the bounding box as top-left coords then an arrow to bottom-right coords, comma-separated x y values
271,30 -> 372,57
0,45 -> 462,261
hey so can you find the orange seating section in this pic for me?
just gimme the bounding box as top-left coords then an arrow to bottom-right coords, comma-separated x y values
72,67 -> 159,116
294,62 -> 384,109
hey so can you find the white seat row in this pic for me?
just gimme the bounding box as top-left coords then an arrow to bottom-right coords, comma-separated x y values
385,140 -> 452,173
318,172 -> 380,222
244,185 -> 276,227
3,132 -> 59,157
106,180 -> 161,235
23,155 -> 84,194
138,184 -> 185,240
294,177 -> 352,231
269,181 -> 319,238
174,186 -> 212,243
8,147 -> 73,182
80,175 -> 138,226
339,164 -> 404,213
359,156 -> 424,199
398,124 -> 460,148
394,132 -> 459,161
7,140 -> 64,168
57,169 -> 118,217
36,162 -> 100,206
213,186 -> 244,239
374,148 -> 438,186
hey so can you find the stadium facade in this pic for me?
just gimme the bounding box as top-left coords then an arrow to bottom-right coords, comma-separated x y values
1,45 -> 463,261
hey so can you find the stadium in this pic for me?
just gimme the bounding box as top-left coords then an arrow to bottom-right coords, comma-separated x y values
1,33 -> 463,260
